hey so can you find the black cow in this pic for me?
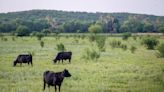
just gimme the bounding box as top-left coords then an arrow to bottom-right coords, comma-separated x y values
53,52 -> 72,64
43,69 -> 71,92
13,54 -> 33,66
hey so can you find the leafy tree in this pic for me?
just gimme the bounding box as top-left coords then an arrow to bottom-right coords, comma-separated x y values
158,26 -> 164,34
120,16 -> 143,32
98,15 -> 120,33
88,24 -> 102,34
41,29 -> 51,36
122,32 -> 131,40
143,23 -> 154,32
16,25 -> 30,36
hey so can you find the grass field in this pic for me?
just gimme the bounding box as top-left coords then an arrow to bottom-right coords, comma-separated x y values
0,35 -> 164,92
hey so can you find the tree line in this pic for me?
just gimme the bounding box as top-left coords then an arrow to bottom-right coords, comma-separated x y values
0,10 -> 164,36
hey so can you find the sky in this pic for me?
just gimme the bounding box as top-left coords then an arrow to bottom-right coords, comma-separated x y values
0,0 -> 164,16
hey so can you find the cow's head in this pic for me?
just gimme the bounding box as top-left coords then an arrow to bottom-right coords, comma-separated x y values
62,69 -> 71,77
13,60 -> 17,67
53,59 -> 57,63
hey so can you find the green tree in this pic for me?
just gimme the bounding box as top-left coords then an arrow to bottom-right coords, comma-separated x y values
16,25 -> 30,36
143,23 -> 154,32
98,15 -> 120,33
120,16 -> 143,32
158,26 -> 164,34
122,32 -> 132,40
88,24 -> 102,34
41,29 -> 51,36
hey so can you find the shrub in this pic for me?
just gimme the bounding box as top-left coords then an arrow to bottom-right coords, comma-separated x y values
122,32 -> 131,40
142,37 -> 159,49
40,41 -> 44,48
130,46 -> 137,53
88,34 -> 96,42
95,36 -> 106,52
2,38 -> 8,41
82,48 -> 100,61
157,43 -> 164,57
110,40 -> 121,48
120,44 -> 127,51
56,43 -> 65,52
36,32 -> 44,40
133,36 -> 137,40
12,37 -> 15,41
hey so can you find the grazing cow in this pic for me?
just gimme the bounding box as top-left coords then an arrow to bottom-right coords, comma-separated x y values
43,69 -> 71,92
53,52 -> 72,64
13,54 -> 33,66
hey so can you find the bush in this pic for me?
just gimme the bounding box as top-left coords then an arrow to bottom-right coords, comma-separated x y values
157,43 -> 164,57
133,36 -> 137,40
142,37 -> 159,49
82,48 -> 100,61
130,46 -> 137,53
12,37 -> 15,41
40,41 -> 44,48
122,32 -> 131,40
36,32 -> 44,40
95,36 -> 106,52
88,34 -> 96,42
2,38 -> 8,41
120,44 -> 127,51
110,40 -> 121,48
56,43 -> 65,52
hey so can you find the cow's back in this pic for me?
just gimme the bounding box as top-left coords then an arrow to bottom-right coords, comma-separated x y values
17,54 -> 32,63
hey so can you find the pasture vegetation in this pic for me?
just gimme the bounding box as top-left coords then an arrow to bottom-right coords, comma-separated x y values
0,34 -> 164,92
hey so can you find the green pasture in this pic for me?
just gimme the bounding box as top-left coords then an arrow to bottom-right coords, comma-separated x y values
0,35 -> 163,92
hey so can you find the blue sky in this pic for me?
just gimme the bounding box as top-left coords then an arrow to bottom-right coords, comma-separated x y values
0,0 -> 164,16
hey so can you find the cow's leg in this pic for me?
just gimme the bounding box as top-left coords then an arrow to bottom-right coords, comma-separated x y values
20,62 -> 22,66
55,85 -> 57,92
48,85 -> 50,92
43,79 -> 46,91
62,59 -> 63,64
59,85 -> 61,92
69,59 -> 71,63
